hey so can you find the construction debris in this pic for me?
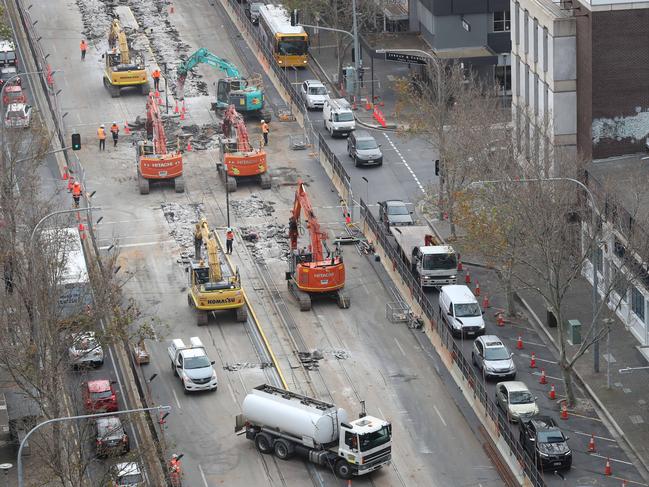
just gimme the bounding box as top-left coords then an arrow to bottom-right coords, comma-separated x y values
161,202 -> 204,263
240,223 -> 290,263
231,193 -> 276,218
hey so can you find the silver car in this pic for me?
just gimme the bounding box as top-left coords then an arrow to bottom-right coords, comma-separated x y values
496,381 -> 539,422
111,462 -> 145,487
4,103 -> 32,128
347,130 -> 383,166
471,335 -> 516,380
300,79 -> 329,110
68,331 -> 104,367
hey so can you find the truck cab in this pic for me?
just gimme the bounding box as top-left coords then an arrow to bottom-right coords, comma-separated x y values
412,245 -> 457,287
168,337 -> 218,393
323,98 -> 355,138
337,416 -> 392,478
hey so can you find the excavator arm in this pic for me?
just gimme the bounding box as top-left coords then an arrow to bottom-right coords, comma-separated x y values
195,219 -> 223,282
222,105 -> 252,152
176,48 -> 242,99
146,93 -> 167,155
108,19 -> 131,64
289,180 -> 326,262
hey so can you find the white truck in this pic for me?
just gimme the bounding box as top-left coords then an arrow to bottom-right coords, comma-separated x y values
168,337 -> 218,393
390,225 -> 458,288
323,98 -> 355,138
236,384 -> 391,479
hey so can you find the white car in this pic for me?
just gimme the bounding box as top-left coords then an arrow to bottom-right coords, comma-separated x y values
110,462 -> 145,487
300,79 -> 329,110
5,103 -> 32,128
496,381 -> 539,422
68,331 -> 104,367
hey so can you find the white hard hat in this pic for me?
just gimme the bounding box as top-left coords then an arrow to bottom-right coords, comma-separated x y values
112,121 -> 117,124
227,227 -> 232,232
260,119 -> 265,123
100,124 -> 105,128
171,453 -> 178,459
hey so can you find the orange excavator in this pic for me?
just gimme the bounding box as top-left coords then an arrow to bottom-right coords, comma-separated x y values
135,93 -> 184,194
287,180 -> 349,311
219,104 -> 271,192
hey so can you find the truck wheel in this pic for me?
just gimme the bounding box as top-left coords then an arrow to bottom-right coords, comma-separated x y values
273,439 -> 294,460
138,172 -> 150,195
226,177 -> 237,193
334,458 -> 353,479
235,306 -> 248,322
255,433 -> 273,454
196,311 -> 208,326
174,176 -> 185,193
172,361 -> 178,376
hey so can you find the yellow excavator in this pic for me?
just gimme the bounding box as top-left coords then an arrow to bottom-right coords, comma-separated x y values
103,19 -> 148,97
187,219 -> 247,325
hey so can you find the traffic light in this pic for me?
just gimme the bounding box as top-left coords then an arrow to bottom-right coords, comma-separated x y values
71,133 -> 81,151
290,9 -> 299,26
434,159 -> 440,176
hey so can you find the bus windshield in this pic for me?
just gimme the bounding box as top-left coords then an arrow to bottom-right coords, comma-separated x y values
277,37 -> 308,56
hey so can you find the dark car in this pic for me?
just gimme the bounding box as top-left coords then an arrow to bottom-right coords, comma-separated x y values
95,416 -> 129,457
245,2 -> 264,24
519,416 -> 572,470
347,130 -> 383,167
378,200 -> 414,228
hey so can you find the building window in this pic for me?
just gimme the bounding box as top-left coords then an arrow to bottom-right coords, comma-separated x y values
495,65 -> 511,93
533,18 -> 538,63
514,3 -> 519,45
614,267 -> 628,302
632,286 -> 645,322
543,27 -> 548,72
494,11 -> 511,32
524,10 -> 529,54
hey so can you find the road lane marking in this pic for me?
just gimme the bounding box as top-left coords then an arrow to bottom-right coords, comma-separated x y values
519,353 -> 557,364
510,337 -> 547,347
383,133 -> 425,194
433,405 -> 447,427
171,388 -> 182,409
531,371 -> 564,382
572,430 -> 616,442
99,239 -> 175,249
197,464 -> 209,487
227,381 -> 238,406
588,452 -> 634,465
393,337 -> 406,356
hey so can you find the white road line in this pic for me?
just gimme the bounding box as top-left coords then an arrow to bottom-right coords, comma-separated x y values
197,464 -> 209,487
519,353 -> 557,364
572,430 -> 616,443
377,407 -> 385,419
227,381 -> 238,406
171,389 -> 182,409
98,239 -> 175,250
531,371 -> 564,382
393,337 -> 406,356
589,452 -> 634,465
510,337 -> 547,348
383,133 -> 426,194
101,219 -> 150,225
433,405 -> 447,427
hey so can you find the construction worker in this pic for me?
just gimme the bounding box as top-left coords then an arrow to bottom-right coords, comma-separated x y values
168,454 -> 182,486
152,68 -> 161,92
110,122 -> 120,148
261,119 -> 269,146
80,39 -> 88,61
72,181 -> 82,208
226,227 -> 234,254
97,124 -> 106,151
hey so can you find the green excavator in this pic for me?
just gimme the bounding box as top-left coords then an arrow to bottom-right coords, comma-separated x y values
176,48 -> 271,121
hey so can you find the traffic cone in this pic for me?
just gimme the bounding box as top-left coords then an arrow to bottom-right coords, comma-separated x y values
516,336 -> 523,349
605,458 -> 612,476
529,352 -> 537,368
497,313 -> 505,327
465,271 -> 471,284
539,368 -> 547,384
174,101 -> 179,113
588,434 -> 596,452
182,101 -> 186,113
474,281 -> 481,296
560,401 -> 568,420
549,384 -> 556,400
124,122 -> 131,135
482,295 -> 490,308
62,167 -> 69,180
186,139 -> 192,151
457,260 -> 463,272
78,223 -> 85,232
155,90 -> 160,98
180,111 -> 185,121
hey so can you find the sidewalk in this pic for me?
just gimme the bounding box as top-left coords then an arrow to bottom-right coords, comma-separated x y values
433,218 -> 649,481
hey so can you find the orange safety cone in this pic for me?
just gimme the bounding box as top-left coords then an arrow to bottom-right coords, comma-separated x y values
560,401 -> 568,420
78,223 -> 85,232
604,458 -> 612,476
182,101 -> 186,113
174,101 -> 179,113
457,260 -> 463,272
365,100 -> 371,110
124,122 -> 131,135
529,352 -> 537,368
186,139 -> 192,151
539,368 -> 547,384
465,271 -> 471,284
516,336 -> 523,349
475,281 -> 481,296
62,167 -> 69,180
180,111 -> 185,121
482,295 -> 490,308
497,313 -> 505,327
549,383 -> 556,400
588,434 -> 596,453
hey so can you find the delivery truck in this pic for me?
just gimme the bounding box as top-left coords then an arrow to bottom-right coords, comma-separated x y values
236,384 -> 391,479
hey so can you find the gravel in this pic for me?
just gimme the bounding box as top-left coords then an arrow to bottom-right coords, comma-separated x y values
76,0 -> 112,41
240,223 -> 290,263
231,193 -> 276,218
161,202 -> 204,263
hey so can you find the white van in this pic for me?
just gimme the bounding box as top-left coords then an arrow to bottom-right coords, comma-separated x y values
323,98 -> 355,138
439,284 -> 485,338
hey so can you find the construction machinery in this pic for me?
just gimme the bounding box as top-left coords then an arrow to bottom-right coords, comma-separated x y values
187,218 -> 247,325
286,180 -> 349,311
135,93 -> 184,194
103,19 -> 148,97
176,48 -> 271,121
219,104 -> 271,192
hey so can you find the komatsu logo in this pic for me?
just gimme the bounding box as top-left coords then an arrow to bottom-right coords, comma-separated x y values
206,297 -> 237,305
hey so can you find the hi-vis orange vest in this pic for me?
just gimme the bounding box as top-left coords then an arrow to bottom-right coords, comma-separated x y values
97,127 -> 106,140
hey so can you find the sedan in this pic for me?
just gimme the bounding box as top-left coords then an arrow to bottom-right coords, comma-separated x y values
495,381 -> 539,422
82,379 -> 118,413
4,103 -> 32,129
378,200 -> 414,228
68,331 -> 104,368
95,416 -> 129,457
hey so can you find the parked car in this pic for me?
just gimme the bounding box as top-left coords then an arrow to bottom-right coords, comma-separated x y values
347,130 -> 383,167
440,284 -> 486,338
300,79 -> 329,110
0,40 -> 16,67
69,331 -> 104,368
109,462 -> 145,486
3,85 -> 25,105
520,416 -> 572,470
4,103 -> 32,128
495,381 -> 538,422
378,200 -> 413,227
82,379 -> 118,413
471,335 -> 515,378
245,2 -> 264,24
95,416 -> 129,457
0,66 -> 18,87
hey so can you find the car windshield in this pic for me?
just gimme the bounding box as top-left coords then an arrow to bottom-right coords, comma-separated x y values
99,418 -> 123,435
387,204 -> 408,215
334,112 -> 354,122
537,430 -> 565,443
118,473 -> 143,484
277,38 -> 308,56
90,390 -> 112,400
7,110 -> 23,118
184,355 -> 211,369
509,390 -> 534,404
359,425 -> 391,452
454,302 -> 481,317
484,347 -> 510,360
357,139 -> 378,150
422,253 -> 457,270
75,337 -> 98,351
309,86 -> 326,95
250,4 -> 262,12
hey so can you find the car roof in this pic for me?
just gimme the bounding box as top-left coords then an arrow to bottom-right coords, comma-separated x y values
384,199 -> 406,207
354,130 -> 374,140
87,379 -> 111,392
7,103 -> 26,111
497,381 -> 529,392
115,462 -> 141,476
1,66 -> 16,73
305,79 -> 324,87
441,284 -> 476,302
480,335 -> 506,348
97,416 -> 123,428
5,85 -> 21,92
528,415 -> 558,430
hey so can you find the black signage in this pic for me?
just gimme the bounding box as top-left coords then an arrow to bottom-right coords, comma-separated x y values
384,52 -> 428,65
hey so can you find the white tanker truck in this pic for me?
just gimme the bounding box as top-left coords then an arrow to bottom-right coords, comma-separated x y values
235,384 -> 392,479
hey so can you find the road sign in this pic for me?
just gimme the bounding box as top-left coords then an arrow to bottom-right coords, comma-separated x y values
383,51 -> 427,65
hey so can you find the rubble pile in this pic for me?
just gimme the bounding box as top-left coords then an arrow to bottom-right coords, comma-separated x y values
75,0 -> 112,40
161,202 -> 204,264
231,193 -> 275,218
128,117 -> 222,152
240,224 -> 290,263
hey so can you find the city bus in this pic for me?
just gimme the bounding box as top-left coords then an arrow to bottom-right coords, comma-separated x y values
258,4 -> 308,68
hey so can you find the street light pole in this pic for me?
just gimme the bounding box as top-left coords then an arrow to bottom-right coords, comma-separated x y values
18,405 -> 171,487
351,0 -> 361,103
30,207 -> 102,247
470,177 -> 601,372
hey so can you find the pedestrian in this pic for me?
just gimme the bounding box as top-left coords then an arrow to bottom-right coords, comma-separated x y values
72,181 -> 82,208
261,119 -> 269,146
80,39 -> 88,61
152,68 -> 161,92
226,227 -> 234,254
97,124 -> 106,151
110,121 -> 119,147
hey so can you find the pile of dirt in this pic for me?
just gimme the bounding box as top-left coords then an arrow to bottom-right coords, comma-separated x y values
231,193 -> 276,218
128,117 -> 222,151
161,202 -> 204,264
240,223 -> 290,263
76,0 -> 113,41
